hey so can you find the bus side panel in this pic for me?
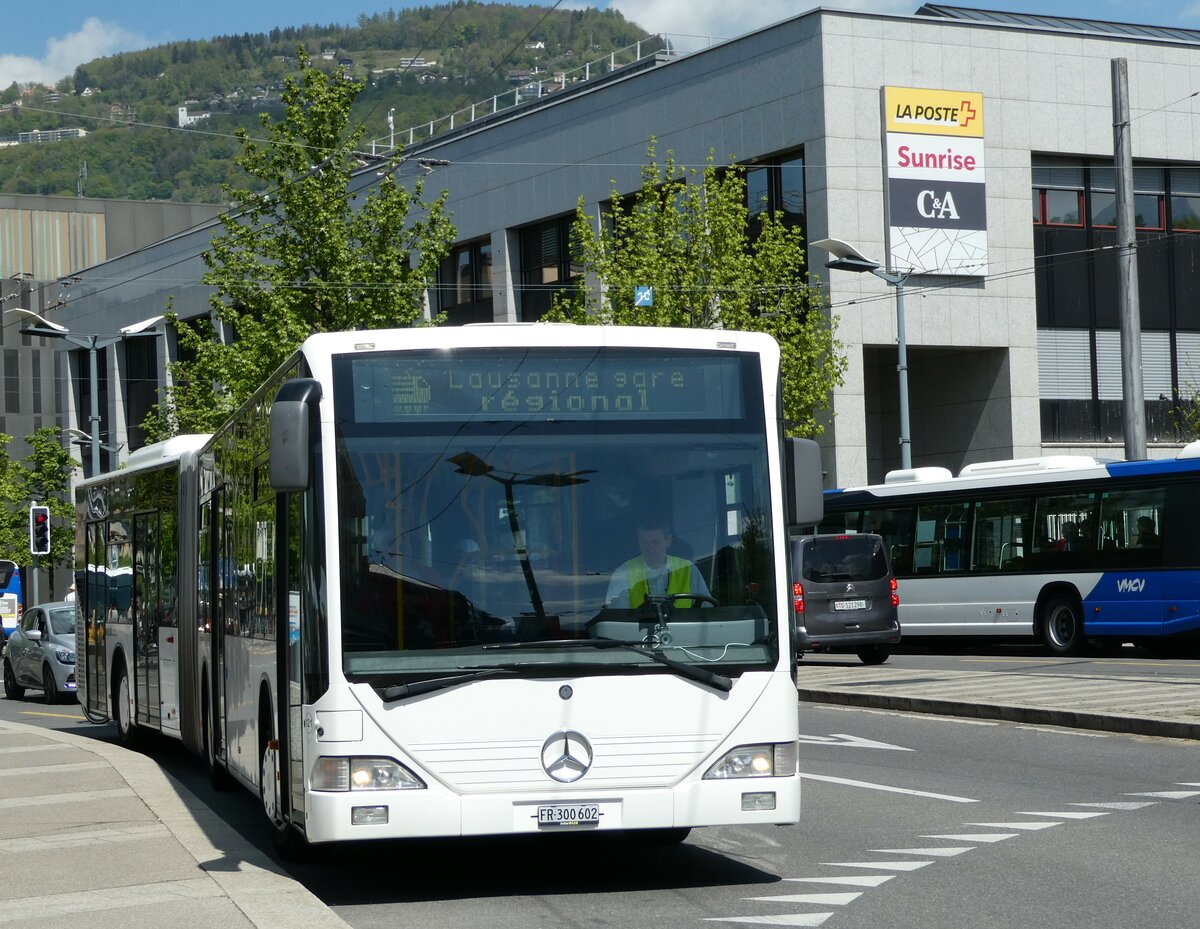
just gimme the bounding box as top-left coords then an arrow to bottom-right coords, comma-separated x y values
1082,573 -> 1164,636
897,575 -> 1040,636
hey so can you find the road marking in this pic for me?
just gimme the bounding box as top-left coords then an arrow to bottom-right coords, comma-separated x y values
704,915 -> 833,926
1070,801 -> 1155,810
796,734 -> 913,751
825,860 -> 934,871
1124,790 -> 1200,799
964,821 -> 1061,830
1015,810 -> 1108,819
799,772 -> 978,803
785,876 -> 894,888
871,846 -> 974,857
920,832 -> 1018,843
0,761 -> 106,778
746,893 -> 862,906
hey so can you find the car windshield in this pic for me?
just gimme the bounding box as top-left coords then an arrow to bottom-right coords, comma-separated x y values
47,607 -> 75,636
332,347 -> 780,681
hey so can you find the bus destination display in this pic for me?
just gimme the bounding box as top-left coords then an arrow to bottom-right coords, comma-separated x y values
343,350 -> 750,422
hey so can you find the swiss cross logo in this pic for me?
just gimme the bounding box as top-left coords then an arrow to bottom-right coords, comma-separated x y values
959,99 -> 978,127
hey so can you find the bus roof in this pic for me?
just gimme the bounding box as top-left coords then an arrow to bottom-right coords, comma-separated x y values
830,442 -> 1200,499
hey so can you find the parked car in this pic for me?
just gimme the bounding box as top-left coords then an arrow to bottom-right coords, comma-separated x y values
3,600 -> 76,703
789,533 -> 901,665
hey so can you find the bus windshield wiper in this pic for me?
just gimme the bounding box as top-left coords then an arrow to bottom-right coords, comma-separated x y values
375,667 -> 520,703
482,638 -> 732,693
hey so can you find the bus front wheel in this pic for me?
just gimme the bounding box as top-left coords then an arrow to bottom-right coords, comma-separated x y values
260,729 -> 308,860
1042,596 -> 1086,656
113,663 -> 139,748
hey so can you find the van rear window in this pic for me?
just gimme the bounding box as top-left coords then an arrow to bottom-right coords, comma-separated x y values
801,536 -> 888,582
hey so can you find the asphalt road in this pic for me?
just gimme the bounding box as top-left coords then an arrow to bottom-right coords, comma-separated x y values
2,652 -> 1197,929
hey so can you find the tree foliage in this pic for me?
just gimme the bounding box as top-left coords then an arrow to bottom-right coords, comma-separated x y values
145,50 -> 456,438
547,143 -> 845,437
0,428 -> 77,568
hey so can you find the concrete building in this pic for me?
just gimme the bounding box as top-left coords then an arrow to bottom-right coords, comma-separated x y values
40,4 -> 1200,490
0,194 -> 223,469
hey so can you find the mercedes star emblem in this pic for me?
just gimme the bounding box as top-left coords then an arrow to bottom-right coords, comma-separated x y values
541,729 -> 594,783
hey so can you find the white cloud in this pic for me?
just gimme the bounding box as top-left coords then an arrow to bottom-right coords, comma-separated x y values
609,0 -> 911,47
0,18 -> 152,89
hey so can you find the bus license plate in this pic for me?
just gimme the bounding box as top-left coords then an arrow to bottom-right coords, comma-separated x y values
537,803 -> 601,828
833,599 -> 867,611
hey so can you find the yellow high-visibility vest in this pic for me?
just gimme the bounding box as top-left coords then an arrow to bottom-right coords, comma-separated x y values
626,556 -> 694,608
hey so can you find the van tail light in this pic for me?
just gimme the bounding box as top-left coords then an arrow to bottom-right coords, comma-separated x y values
890,576 -> 900,608
792,581 -> 805,614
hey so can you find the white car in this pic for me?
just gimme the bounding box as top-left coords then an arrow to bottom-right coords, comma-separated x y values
3,600 -> 76,704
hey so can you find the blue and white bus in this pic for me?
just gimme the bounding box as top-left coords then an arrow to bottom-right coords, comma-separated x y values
76,324 -> 824,855
0,559 -> 22,641
814,448 -> 1200,655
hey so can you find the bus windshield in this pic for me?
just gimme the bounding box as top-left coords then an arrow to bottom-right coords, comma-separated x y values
332,347 -> 779,681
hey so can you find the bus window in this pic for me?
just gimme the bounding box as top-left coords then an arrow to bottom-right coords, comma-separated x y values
863,507 -> 915,576
914,502 -> 972,574
972,498 -> 1028,572
1097,486 -> 1165,567
1031,492 -> 1097,568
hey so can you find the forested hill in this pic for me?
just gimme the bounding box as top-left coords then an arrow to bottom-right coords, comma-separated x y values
0,4 -> 650,202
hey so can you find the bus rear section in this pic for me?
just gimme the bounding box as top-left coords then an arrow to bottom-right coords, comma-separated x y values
0,560 -> 21,642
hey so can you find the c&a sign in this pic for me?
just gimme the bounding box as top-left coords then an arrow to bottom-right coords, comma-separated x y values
882,86 -> 987,277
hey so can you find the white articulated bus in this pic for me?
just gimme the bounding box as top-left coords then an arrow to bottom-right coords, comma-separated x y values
75,324 -> 823,854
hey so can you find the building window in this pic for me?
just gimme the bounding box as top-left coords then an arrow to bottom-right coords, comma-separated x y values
125,337 -> 158,452
437,238 -> 493,325
1034,156 -> 1200,443
743,150 -> 805,232
519,216 -> 579,321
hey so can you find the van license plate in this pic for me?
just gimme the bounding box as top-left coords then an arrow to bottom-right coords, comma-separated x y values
537,803 -> 601,828
833,599 -> 867,611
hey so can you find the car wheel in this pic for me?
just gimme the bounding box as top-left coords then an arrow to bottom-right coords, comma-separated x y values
1042,595 -> 1086,656
113,664 -> 139,748
3,659 -> 24,701
42,664 -> 60,705
857,645 -> 890,665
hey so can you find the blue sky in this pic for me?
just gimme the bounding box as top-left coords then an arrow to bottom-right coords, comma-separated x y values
5,1 -> 1200,88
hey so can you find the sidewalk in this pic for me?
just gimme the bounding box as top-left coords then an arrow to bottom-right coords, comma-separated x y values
796,663 -> 1200,740
0,718 -> 349,929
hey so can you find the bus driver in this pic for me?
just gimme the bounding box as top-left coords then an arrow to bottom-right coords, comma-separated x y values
605,516 -> 711,609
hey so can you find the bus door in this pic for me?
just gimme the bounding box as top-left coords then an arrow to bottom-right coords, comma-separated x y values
133,513 -> 160,729
83,522 -> 107,718
273,492 -> 306,831
207,489 -> 230,764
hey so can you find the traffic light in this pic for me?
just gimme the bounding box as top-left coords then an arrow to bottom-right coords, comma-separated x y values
29,505 -> 50,556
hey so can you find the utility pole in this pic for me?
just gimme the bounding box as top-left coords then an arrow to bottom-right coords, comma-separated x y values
1112,58 -> 1146,459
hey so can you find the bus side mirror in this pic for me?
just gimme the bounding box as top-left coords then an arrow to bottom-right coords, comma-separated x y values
270,378 -> 323,493
786,437 -> 824,527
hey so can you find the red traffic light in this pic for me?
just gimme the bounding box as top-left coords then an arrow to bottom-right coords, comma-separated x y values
29,505 -> 50,556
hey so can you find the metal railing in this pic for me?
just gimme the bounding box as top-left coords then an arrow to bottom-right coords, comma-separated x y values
365,33 -> 726,154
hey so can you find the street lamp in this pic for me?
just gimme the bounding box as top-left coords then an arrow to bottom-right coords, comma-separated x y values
7,309 -> 159,476
811,238 -> 913,471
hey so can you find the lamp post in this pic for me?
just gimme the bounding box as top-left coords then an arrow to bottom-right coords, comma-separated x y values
812,238 -> 913,471
7,309 -> 158,476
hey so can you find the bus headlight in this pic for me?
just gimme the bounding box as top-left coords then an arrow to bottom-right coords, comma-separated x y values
703,742 -> 798,779
311,756 -> 426,791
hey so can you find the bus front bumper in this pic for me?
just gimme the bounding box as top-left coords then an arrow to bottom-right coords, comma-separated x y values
300,774 -> 801,843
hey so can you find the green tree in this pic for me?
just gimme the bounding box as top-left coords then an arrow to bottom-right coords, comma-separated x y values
0,428 -> 78,571
548,142 -> 845,437
147,49 -> 456,438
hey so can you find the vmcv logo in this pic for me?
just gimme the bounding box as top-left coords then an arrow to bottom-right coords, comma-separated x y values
1116,577 -> 1146,593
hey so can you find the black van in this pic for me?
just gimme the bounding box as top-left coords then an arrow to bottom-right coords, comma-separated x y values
789,533 -> 901,665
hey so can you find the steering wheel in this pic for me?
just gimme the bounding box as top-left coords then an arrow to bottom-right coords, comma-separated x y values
662,593 -> 720,608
